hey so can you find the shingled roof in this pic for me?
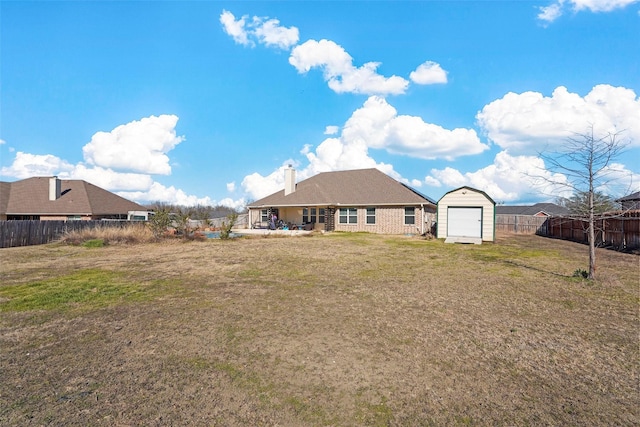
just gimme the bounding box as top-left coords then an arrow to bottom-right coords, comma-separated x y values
495,202 -> 569,216
248,168 -> 436,208
0,177 -> 145,216
616,191 -> 640,202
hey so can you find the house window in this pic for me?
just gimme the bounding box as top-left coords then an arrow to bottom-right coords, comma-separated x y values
261,209 -> 269,222
339,208 -> 357,224
366,207 -> 376,224
303,208 -> 325,223
67,215 -> 82,221
404,207 -> 415,225
303,207 -> 318,223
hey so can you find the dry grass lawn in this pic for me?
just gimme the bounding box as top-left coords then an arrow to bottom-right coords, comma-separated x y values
0,232 -> 638,426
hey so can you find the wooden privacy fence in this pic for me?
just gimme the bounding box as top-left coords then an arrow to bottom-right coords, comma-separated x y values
496,214 -> 549,235
0,220 -> 135,249
543,212 -> 640,251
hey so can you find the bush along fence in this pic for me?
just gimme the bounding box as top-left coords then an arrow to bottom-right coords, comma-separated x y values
0,220 -> 134,249
543,211 -> 640,252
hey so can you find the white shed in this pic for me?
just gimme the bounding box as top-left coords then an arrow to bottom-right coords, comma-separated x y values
437,186 -> 495,243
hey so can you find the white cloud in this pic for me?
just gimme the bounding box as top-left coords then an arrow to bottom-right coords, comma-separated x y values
82,114 -> 184,175
410,61 -> 448,85
240,84 -> 639,203
583,162 -> 640,197
410,178 -> 423,188
59,165 -> 154,192
220,10 -> 299,50
220,10 -> 252,46
253,17 -> 300,50
0,139 -> 6,145
0,115 -> 231,207
221,11 -> 412,96
538,3 -> 564,23
216,197 -> 247,211
289,39 -> 409,95
476,85 -> 640,154
241,165 -> 292,201
324,125 -> 339,135
428,151 -> 572,202
226,181 -> 236,192
429,167 -> 467,189
0,152 -> 74,178
241,97 -> 486,200
118,182 -> 214,206
537,0 -> 639,23
571,0 -> 639,12
424,175 -> 441,187
344,96 -> 488,160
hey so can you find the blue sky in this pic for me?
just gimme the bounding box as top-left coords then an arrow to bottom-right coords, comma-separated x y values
1,0 -> 639,208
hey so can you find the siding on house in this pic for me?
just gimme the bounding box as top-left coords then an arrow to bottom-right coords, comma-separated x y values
437,187 -> 495,242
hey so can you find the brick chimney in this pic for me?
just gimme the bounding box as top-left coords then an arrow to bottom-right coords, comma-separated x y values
49,176 -> 61,201
284,165 -> 296,196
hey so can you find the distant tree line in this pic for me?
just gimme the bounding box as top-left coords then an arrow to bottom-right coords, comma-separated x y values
555,191 -> 619,216
144,203 -> 245,220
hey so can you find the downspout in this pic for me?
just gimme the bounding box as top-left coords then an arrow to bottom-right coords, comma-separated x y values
420,204 -> 424,235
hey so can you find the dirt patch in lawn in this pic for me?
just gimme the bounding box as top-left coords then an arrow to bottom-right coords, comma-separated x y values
1,233 -> 638,426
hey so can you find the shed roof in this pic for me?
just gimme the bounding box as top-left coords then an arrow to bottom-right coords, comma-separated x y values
1,177 -> 145,216
248,168 -> 436,208
438,186 -> 496,205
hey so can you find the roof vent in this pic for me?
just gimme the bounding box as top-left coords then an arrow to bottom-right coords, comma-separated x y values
284,165 -> 295,196
49,176 -> 61,201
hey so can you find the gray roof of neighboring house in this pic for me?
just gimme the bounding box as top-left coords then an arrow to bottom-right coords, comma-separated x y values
495,202 -> 569,216
616,191 -> 640,202
0,177 -> 146,216
248,168 -> 436,208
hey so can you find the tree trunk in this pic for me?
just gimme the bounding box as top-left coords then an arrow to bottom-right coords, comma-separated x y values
588,213 -> 596,279
588,174 -> 596,280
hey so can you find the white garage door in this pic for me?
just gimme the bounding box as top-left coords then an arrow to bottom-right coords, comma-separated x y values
447,207 -> 482,238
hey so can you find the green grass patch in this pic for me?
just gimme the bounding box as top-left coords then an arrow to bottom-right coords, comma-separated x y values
82,239 -> 105,248
0,268 -> 163,313
356,395 -> 394,427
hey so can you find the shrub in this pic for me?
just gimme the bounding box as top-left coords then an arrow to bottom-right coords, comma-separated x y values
148,208 -> 173,238
62,223 -> 155,245
219,213 -> 238,240
572,268 -> 589,279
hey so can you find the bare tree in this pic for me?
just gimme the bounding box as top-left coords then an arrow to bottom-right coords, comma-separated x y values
540,126 -> 629,279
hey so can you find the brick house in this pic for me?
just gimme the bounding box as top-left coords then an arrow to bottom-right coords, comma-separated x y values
246,168 -> 436,235
0,176 -> 146,221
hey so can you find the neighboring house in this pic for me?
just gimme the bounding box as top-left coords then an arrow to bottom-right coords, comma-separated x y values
616,191 -> 640,210
496,203 -> 569,217
0,176 -> 146,221
246,167 -> 437,235
437,186 -> 496,243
